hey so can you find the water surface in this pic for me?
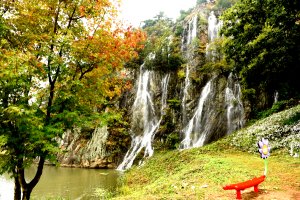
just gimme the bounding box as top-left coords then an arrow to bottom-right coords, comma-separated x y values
0,165 -> 120,200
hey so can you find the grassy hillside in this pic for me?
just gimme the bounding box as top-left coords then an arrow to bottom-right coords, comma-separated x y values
109,105 -> 300,200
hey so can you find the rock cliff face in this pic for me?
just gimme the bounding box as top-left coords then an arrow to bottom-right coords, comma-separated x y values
57,3 -> 245,169
57,127 -> 116,169
117,4 -> 245,170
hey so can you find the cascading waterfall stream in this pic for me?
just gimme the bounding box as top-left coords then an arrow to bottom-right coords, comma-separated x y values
208,11 -> 219,42
206,11 -> 223,60
225,73 -> 245,134
180,79 -> 213,149
187,15 -> 198,45
180,11 -> 244,150
180,11 -> 219,150
161,74 -> 170,115
181,15 -> 198,125
182,15 -> 198,51
117,65 -> 170,170
182,65 -> 191,125
118,7 -> 246,169
273,91 -> 279,104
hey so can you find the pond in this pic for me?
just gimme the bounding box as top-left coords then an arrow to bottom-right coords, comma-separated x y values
0,166 -> 120,200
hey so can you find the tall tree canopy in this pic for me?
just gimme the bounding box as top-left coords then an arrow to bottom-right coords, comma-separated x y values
126,12 -> 184,72
221,0 -> 300,107
143,13 -> 183,72
0,0 -> 145,199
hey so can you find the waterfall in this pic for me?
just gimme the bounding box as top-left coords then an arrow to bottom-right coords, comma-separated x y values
187,15 -> 198,45
180,79 -> 213,149
181,14 -> 198,123
179,11 -> 245,150
192,16 -> 197,40
161,74 -> 170,115
206,11 -> 223,60
208,11 -> 222,42
225,73 -> 245,134
274,91 -> 279,104
117,7 -> 247,168
208,11 -> 218,42
182,65 -> 191,125
117,66 -> 170,170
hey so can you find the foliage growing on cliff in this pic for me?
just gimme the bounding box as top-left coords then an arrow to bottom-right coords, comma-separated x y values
176,9 -> 194,23
215,0 -> 237,10
221,0 -> 300,108
0,0 -> 145,199
106,109 -> 131,163
125,12 -> 185,72
200,37 -> 233,76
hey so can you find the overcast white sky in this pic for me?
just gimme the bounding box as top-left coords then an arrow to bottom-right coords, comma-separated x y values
120,0 -> 196,27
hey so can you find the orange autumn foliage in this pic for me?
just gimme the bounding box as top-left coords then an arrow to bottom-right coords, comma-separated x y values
69,0 -> 146,104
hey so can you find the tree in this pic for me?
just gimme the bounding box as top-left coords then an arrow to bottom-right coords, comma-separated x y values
0,0 -> 145,199
141,13 -> 184,72
221,0 -> 300,108
215,0 -> 237,10
197,0 -> 207,5
125,13 -> 184,72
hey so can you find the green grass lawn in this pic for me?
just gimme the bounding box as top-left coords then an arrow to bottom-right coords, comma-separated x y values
112,105 -> 300,199
113,142 -> 299,199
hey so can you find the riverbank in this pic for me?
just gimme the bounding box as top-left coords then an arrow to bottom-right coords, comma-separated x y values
112,105 -> 300,199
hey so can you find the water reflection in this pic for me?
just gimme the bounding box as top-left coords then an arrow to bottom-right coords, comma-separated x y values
0,166 -> 120,200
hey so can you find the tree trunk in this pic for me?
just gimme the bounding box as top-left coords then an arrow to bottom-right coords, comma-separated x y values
14,174 -> 21,200
21,188 -> 32,200
18,157 -> 45,200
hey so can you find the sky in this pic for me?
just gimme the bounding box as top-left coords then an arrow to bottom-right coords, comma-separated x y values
120,0 -> 197,27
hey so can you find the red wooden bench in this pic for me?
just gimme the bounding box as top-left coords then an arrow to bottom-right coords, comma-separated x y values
223,175 -> 265,199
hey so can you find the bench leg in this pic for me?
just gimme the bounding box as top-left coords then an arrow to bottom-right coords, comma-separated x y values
236,190 -> 242,199
254,185 -> 259,192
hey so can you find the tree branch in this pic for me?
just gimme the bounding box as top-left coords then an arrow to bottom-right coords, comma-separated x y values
28,156 -> 45,189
